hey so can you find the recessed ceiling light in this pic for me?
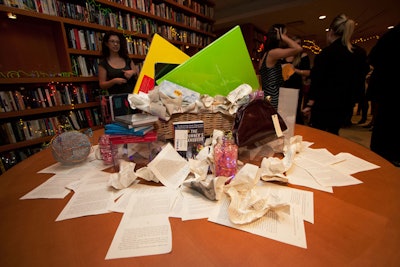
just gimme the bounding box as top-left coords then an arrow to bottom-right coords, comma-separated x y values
319,15 -> 326,20
325,28 -> 330,32
388,25 -> 394,29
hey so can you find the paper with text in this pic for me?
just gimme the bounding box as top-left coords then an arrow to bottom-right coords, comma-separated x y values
106,191 -> 175,259
180,186 -> 220,220
147,143 -> 190,189
56,172 -> 114,221
208,193 -> 307,248
330,152 -> 380,175
20,174 -> 76,199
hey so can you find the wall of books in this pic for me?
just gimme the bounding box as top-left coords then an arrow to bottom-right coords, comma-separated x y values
0,0 -> 215,174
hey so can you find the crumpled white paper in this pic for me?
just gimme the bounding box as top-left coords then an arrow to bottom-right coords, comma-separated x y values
224,163 -> 289,224
108,160 -> 137,189
183,174 -> 228,201
106,129 -> 304,226
134,166 -> 160,183
259,135 -> 304,182
127,82 -> 254,121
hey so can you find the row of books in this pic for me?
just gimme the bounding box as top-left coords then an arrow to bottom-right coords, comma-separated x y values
66,27 -> 103,51
1,0 -> 213,45
110,0 -> 215,18
175,0 -> 214,18
65,27 -> 150,57
2,0 -> 214,27
152,3 -> 213,32
0,107 -> 102,145
70,56 -> 99,77
156,25 -> 212,46
0,84 -> 98,112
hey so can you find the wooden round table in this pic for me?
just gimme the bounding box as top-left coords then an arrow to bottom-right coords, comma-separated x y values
1,125 -> 399,267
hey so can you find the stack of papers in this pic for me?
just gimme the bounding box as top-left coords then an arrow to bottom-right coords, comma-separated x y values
20,137 -> 380,260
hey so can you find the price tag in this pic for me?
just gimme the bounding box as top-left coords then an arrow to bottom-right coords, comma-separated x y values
272,114 -> 283,137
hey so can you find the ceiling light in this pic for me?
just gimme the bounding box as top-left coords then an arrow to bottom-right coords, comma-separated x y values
388,25 -> 394,29
325,28 -> 330,32
319,15 -> 326,20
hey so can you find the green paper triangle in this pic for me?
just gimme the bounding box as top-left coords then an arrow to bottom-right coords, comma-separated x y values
156,26 -> 260,96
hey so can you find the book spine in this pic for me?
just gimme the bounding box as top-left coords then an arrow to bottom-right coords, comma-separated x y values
6,91 -> 18,111
0,91 -> 12,112
14,90 -> 26,110
44,88 -> 53,107
84,109 -> 94,127
36,88 -> 47,107
78,29 -> 88,50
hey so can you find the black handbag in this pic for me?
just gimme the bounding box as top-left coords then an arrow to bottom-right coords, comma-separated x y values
232,98 -> 287,147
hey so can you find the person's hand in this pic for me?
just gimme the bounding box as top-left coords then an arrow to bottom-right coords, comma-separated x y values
122,69 -> 136,80
302,106 -> 312,117
113,77 -> 127,85
275,27 -> 287,41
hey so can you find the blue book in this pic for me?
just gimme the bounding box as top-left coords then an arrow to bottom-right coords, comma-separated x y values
105,123 -> 154,136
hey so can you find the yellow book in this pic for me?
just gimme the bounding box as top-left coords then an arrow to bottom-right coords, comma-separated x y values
133,34 -> 190,94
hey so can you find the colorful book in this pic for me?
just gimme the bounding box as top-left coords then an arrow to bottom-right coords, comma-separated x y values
156,26 -> 259,96
173,120 -> 204,159
114,113 -> 159,127
105,123 -> 154,136
108,130 -> 158,144
133,33 -> 190,94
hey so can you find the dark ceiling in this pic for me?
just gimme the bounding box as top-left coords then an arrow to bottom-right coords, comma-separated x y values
213,0 -> 400,51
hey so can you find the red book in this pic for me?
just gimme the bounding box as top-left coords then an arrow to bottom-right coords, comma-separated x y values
73,28 -> 81,50
84,109 -> 94,127
108,130 -> 157,144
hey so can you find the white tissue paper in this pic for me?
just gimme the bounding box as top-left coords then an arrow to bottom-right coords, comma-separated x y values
108,161 -> 138,189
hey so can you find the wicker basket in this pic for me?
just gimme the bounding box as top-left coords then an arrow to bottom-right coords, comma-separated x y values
155,112 -> 235,139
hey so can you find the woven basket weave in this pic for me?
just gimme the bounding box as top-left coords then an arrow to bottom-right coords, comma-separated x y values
155,112 -> 235,139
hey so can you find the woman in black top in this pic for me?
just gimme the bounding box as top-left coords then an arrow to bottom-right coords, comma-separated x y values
302,14 -> 367,135
98,31 -> 138,95
259,24 -> 303,109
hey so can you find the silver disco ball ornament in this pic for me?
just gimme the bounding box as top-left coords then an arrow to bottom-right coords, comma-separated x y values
51,131 -> 91,164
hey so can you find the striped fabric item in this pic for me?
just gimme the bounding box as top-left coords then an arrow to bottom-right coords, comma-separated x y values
259,55 -> 283,109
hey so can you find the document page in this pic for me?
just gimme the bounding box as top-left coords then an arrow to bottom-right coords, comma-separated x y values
257,183 -> 314,224
107,184 -> 178,213
20,174 -> 77,199
56,172 -> 114,221
147,143 -> 190,189
180,186 -> 220,221
208,193 -> 307,248
331,152 -> 380,175
294,157 -> 362,187
286,164 -> 333,193
106,191 -> 175,259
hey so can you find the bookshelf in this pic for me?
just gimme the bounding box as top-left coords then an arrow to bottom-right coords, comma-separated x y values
0,0 -> 215,173
240,23 -> 266,74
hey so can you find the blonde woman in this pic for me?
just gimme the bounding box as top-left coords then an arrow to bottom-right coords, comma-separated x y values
302,14 -> 368,135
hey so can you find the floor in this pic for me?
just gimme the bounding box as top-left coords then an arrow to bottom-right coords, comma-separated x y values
339,108 -> 373,149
